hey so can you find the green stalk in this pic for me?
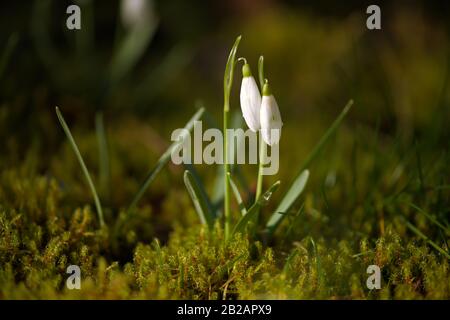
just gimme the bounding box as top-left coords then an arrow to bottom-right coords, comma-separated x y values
55,107 -> 105,228
223,36 -> 241,240
224,107 -> 231,238
256,138 -> 266,200
255,55 -> 266,201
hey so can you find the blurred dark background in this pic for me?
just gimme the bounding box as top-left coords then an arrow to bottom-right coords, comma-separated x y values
1,0 -> 449,176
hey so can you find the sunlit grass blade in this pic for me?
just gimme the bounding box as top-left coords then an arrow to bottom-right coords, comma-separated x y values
300,99 -> 353,172
403,217 -> 450,260
184,163 -> 215,216
409,202 -> 449,235
55,107 -> 105,227
283,248 -> 299,274
232,181 -> 280,237
128,107 -> 205,211
310,237 -> 325,287
184,170 -> 215,229
0,33 -> 19,79
95,112 -> 110,199
265,170 -> 309,235
216,253 -> 246,279
227,172 -> 247,216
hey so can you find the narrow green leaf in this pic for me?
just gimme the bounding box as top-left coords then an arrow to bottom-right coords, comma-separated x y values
227,172 -> 247,216
409,203 -> 449,235
55,107 -> 104,227
232,181 -> 280,237
223,36 -> 241,240
265,170 -> 309,235
283,248 -> 299,274
258,55 -> 264,88
404,217 -> 450,260
184,170 -> 215,229
184,163 -> 214,215
223,35 -> 241,110
310,237 -> 325,286
128,107 -> 205,211
217,253 -> 246,279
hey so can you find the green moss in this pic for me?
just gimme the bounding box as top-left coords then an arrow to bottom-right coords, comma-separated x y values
0,91 -> 449,300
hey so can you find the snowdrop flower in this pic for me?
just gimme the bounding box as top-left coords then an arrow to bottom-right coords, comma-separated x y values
260,81 -> 283,146
120,0 -> 153,28
239,60 -> 262,132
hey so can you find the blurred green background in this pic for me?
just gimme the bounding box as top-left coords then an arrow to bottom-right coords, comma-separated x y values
1,0 -> 449,232
2,1 -> 449,132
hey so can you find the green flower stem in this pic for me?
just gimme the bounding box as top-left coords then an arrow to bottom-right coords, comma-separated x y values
224,106 -> 231,239
255,136 -> 266,200
255,55 -> 266,203
223,35 -> 241,240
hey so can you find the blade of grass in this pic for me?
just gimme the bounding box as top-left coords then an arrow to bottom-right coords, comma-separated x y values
285,203 -> 305,238
310,237 -> 325,287
128,107 -> 205,211
408,203 -> 449,235
404,218 -> 450,259
184,170 -> 215,229
232,180 -> 280,237
227,172 -> 247,216
55,107 -> 104,227
216,253 -> 246,279
265,170 -> 309,235
283,248 -> 299,274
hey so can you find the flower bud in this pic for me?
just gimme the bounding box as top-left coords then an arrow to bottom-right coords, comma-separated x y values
240,63 -> 262,132
260,81 -> 283,146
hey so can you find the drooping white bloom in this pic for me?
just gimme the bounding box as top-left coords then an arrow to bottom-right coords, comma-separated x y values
260,82 -> 283,146
120,0 -> 153,28
240,63 -> 262,132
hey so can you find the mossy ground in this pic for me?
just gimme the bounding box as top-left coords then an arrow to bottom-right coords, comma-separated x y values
0,109 -> 448,299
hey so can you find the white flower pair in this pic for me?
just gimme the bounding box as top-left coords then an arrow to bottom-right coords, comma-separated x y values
239,62 -> 283,146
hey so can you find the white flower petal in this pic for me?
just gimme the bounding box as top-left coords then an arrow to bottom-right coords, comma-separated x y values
260,95 -> 283,146
240,76 -> 261,132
